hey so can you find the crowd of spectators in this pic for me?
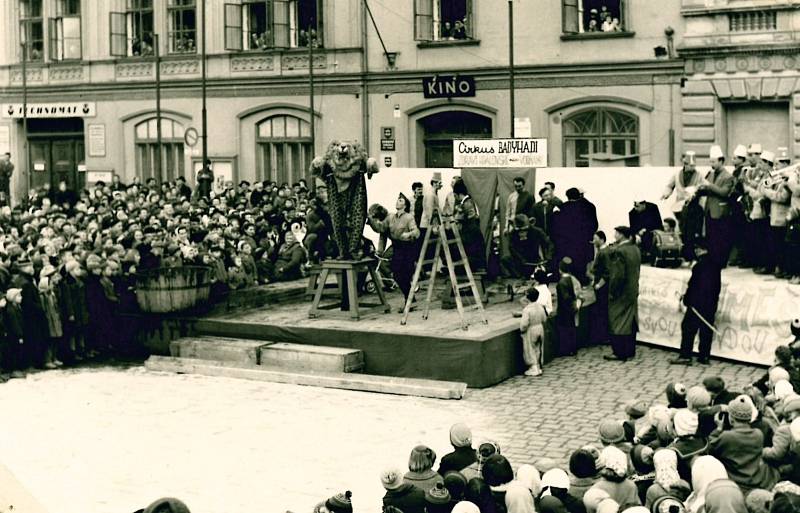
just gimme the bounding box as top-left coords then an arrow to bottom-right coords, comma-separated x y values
313,343 -> 800,513
0,173 -> 336,379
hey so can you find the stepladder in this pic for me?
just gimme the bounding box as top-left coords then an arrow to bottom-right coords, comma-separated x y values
401,216 -> 488,330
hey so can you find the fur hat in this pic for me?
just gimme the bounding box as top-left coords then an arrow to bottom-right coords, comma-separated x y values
380,468 -> 404,491
687,386 -> 711,411
630,445 -> 655,474
325,491 -> 353,513
569,449 -> 598,479
449,423 -> 472,448
482,454 -> 513,487
599,419 -> 626,444
745,489 -> 774,513
728,395 -> 755,423
625,400 -> 648,419
672,410 -> 699,437
702,376 -> 726,395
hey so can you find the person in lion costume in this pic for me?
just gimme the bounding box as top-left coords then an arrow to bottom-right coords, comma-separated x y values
310,140 -> 379,259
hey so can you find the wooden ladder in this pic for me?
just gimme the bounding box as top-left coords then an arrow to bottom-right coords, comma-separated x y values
401,216 -> 488,330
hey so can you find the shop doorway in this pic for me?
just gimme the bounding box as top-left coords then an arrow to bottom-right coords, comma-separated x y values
726,102 -> 789,156
27,118 -> 85,191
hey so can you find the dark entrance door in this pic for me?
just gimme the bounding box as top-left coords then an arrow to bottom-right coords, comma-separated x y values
26,118 -> 85,191
420,111 -> 492,168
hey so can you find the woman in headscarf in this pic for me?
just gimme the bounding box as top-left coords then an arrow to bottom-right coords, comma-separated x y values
583,488 -> 612,513
453,501 -> 482,513
466,477 -> 497,513
590,447 -> 640,507
505,481 -> 536,513
685,456 -> 728,513
645,450 -> 683,509
704,479 -> 747,513
541,468 -> 587,513
515,464 -> 542,499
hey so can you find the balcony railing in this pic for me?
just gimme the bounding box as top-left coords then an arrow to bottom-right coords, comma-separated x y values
729,10 -> 777,32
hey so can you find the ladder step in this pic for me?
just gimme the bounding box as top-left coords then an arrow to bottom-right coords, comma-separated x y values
450,260 -> 466,267
446,239 -> 461,245
456,283 -> 474,290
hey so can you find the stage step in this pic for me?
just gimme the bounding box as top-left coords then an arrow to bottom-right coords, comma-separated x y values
170,336 -> 271,366
170,336 -> 364,373
260,342 -> 364,373
145,356 -> 467,400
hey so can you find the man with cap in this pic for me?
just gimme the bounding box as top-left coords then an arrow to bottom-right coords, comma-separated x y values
662,151 -> 703,230
604,225 -> 641,362
728,144 -> 751,267
759,148 -> 792,277
697,144 -> 735,267
11,256 -> 48,369
382,468 -> 426,513
744,147 -> 772,273
672,241 -> 722,366
500,214 -> 553,278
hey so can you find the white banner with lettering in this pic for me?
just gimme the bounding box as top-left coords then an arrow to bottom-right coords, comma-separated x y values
453,138 -> 548,168
638,265 -> 798,365
2,102 -> 96,118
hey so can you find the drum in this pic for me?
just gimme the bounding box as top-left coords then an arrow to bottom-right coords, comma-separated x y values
652,230 -> 683,268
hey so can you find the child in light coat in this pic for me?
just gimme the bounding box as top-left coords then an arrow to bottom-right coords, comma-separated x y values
519,288 -> 548,377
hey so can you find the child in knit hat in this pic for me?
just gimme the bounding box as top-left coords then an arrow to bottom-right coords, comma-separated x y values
438,423 -> 477,475
3,288 -> 25,378
667,409 -> 707,482
315,490 -> 352,513
519,287 -> 547,377
708,395 -> 780,491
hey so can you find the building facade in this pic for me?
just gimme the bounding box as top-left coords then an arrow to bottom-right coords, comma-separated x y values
679,0 -> 800,161
0,0 -> 684,200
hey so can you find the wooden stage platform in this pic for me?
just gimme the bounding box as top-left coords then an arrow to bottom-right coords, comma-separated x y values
187,291 -> 525,388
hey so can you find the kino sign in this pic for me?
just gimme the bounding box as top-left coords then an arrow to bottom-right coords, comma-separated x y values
453,138 -> 548,168
422,75 -> 476,99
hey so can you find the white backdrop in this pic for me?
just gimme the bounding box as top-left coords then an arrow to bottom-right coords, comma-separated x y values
365,166 -> 694,245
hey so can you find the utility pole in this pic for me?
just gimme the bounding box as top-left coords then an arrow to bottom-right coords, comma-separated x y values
154,33 -> 162,181
21,42 -> 29,196
201,0 -> 208,173
309,28 -> 316,170
508,0 -> 516,138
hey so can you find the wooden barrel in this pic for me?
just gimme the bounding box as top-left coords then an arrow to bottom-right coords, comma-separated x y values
134,265 -> 212,313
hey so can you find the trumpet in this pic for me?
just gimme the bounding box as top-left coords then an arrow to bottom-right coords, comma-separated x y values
762,174 -> 789,188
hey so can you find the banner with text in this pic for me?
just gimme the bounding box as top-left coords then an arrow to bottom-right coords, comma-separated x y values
638,266 -> 798,365
2,102 -> 96,119
453,138 -> 547,168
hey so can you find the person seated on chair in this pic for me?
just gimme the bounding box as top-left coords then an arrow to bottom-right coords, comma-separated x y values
501,214 -> 553,279
265,231 -> 306,282
629,200 -> 663,262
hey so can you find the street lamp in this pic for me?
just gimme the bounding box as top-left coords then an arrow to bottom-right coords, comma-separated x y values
20,37 -> 29,195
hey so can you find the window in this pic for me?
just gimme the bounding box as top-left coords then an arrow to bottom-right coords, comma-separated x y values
729,11 -> 776,32
20,0 -> 45,61
256,115 -> 313,184
415,0 -> 473,42
135,118 -> 185,182
50,0 -> 81,61
420,111 -> 491,168
563,108 -> 639,167
110,0 -> 154,57
168,0 -> 196,53
563,0 -> 626,34
225,0 -> 322,51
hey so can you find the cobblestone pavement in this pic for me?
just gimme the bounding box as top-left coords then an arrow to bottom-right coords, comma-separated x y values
0,345 -> 764,513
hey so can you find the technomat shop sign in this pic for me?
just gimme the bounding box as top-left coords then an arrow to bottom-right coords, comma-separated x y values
2,102 -> 97,118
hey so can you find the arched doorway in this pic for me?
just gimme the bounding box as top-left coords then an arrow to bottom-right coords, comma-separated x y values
420,111 -> 492,168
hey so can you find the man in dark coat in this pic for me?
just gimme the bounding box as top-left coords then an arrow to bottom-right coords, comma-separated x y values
552,188 -> 598,282
532,187 -> 558,237
628,200 -> 663,261
412,181 -> 424,229
671,242 -> 722,365
11,258 -> 48,369
196,160 -> 214,199
604,226 -> 641,362
0,152 -> 13,206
